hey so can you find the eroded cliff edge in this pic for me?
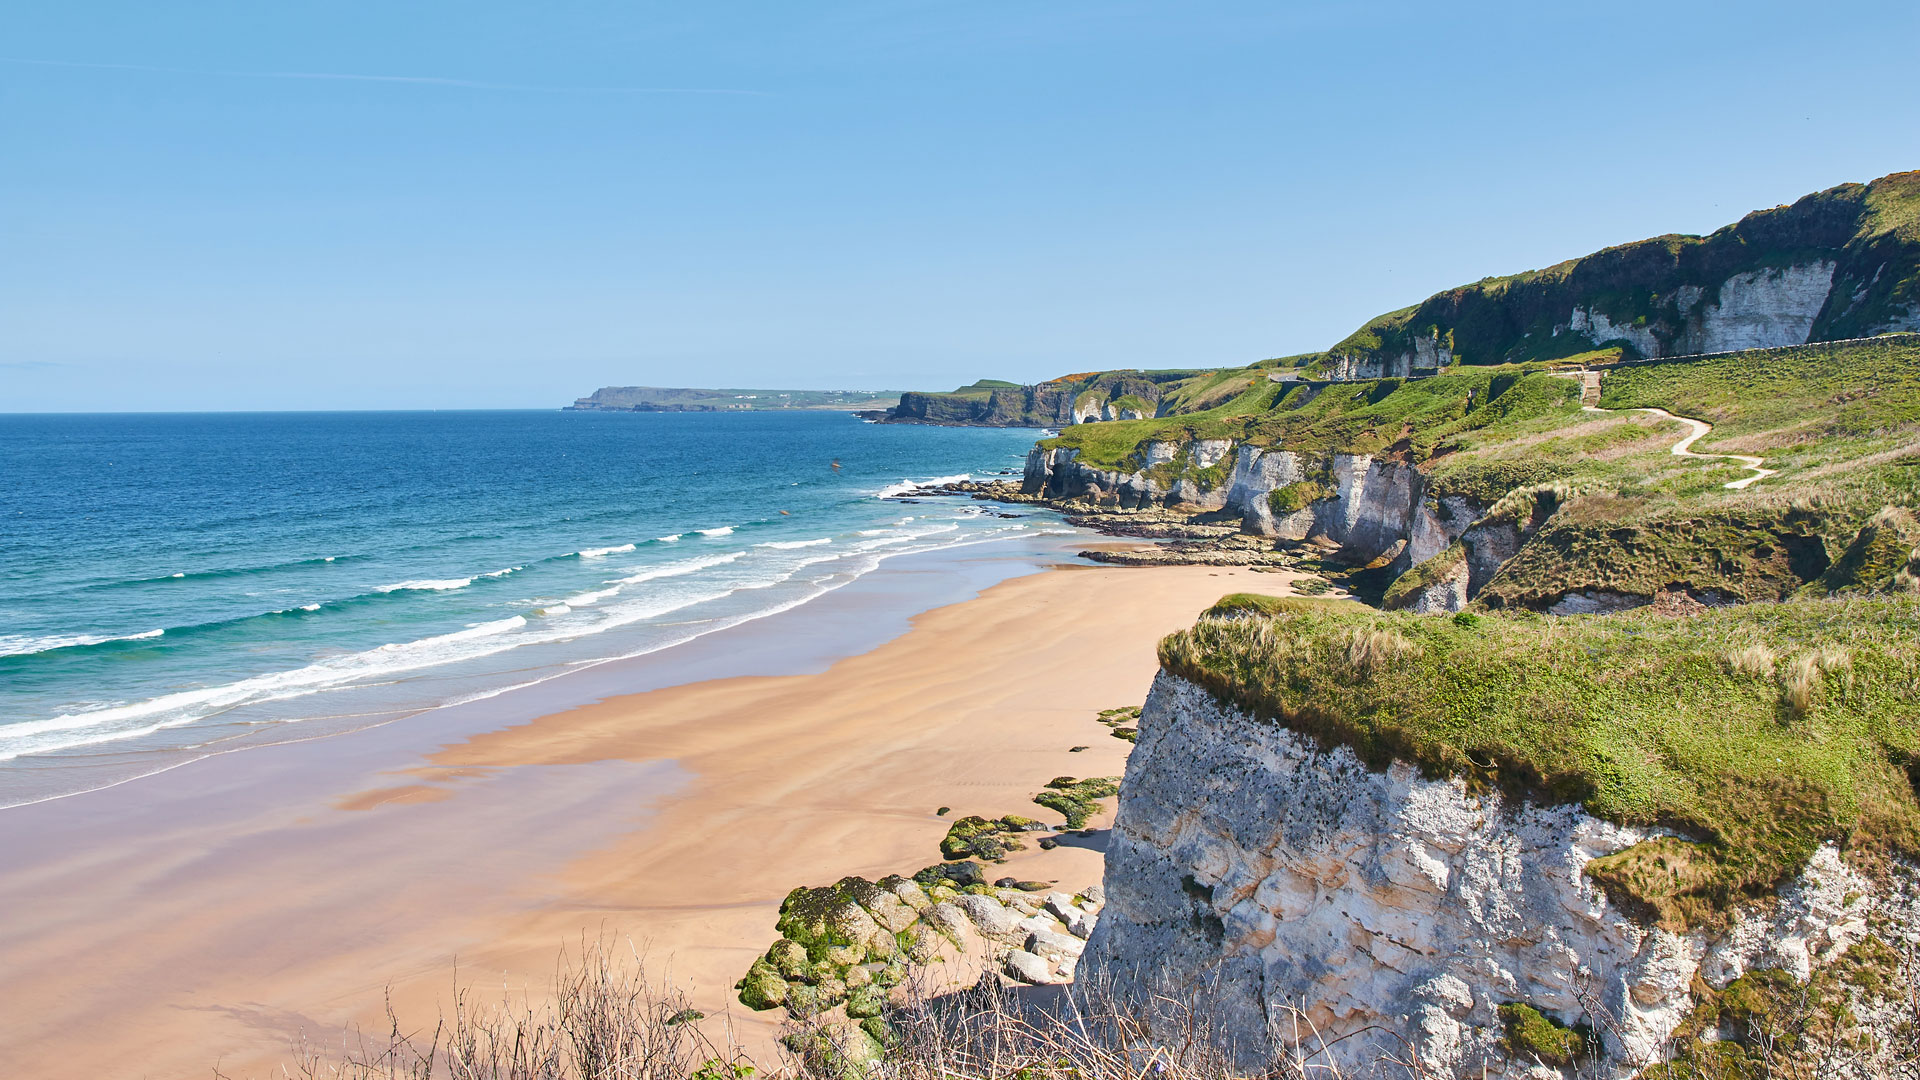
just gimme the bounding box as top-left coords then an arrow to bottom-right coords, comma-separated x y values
1083,601 -> 1920,1078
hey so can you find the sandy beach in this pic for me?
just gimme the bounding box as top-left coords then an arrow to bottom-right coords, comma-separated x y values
0,560 -> 1308,1079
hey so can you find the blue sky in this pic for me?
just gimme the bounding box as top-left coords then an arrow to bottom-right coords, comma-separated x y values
3,1 -> 1916,411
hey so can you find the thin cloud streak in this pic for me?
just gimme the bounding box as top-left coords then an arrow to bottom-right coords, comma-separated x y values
0,56 -> 766,95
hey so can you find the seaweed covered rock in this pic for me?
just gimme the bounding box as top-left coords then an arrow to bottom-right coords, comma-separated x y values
1032,776 -> 1121,829
739,872 -> 1107,1015
938,815 -> 1037,861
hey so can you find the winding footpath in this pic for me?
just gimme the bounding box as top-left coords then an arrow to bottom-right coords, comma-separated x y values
1581,404 -> 1777,489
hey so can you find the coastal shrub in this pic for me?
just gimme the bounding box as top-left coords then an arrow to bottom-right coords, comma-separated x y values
1426,458 -> 1580,505
1497,1003 -> 1589,1067
1380,544 -> 1468,611
1157,597 -> 1920,928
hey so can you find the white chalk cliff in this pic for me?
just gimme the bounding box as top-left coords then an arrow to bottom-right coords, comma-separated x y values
1085,673 -> 1920,1078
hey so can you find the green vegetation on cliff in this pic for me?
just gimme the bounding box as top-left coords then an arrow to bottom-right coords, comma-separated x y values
1160,597 -> 1920,928
1043,366 -> 1585,471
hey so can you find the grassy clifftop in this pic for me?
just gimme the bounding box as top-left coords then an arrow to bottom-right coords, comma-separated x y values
1042,366 -> 1587,471
1160,595 -> 1920,927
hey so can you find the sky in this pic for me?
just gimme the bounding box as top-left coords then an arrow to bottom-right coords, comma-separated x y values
3,1 -> 1917,412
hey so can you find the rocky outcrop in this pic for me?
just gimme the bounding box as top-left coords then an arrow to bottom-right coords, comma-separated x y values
882,372 -> 1184,427
1023,442 -> 1479,569
885,385 -> 1080,427
737,868 -> 1107,1018
1086,673 -> 1920,1078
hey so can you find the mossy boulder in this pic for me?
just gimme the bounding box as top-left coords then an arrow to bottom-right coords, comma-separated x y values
735,957 -> 788,1011
938,815 -> 1031,861
912,860 -> 985,887
768,938 -> 811,980
844,982 -> 887,1019
775,878 -> 894,961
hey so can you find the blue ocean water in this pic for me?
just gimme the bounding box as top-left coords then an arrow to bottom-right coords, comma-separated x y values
0,410 -> 1062,807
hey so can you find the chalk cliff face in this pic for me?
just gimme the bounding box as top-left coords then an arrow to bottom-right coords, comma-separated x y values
1024,442 -> 1477,569
1086,673 -> 1920,1078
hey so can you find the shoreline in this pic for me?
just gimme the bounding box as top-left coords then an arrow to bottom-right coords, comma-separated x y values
0,550 -> 1313,1078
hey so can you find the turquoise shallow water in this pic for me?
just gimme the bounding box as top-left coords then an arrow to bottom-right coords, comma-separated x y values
0,410 -> 1064,807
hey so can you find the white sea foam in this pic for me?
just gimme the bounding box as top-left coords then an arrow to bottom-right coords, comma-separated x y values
0,615 -> 533,761
376,577 -> 474,593
656,534 -> 682,542
536,604 -> 574,616
298,603 -> 322,612
565,586 -> 621,607
0,628 -> 165,657
756,538 -> 831,549
873,473 -> 971,499
480,566 -> 522,578
613,551 -> 743,585
578,544 -> 636,558
696,526 -> 735,537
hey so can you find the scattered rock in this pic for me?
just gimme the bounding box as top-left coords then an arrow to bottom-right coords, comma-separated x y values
1069,745 -> 1089,752
1017,913 -> 1063,935
956,893 -> 1022,940
1027,927 -> 1086,960
1003,949 -> 1056,985
1060,908 -> 1097,939
1038,838 -> 1058,850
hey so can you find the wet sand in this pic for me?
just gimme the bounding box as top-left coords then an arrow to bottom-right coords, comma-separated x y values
0,561 -> 1310,1079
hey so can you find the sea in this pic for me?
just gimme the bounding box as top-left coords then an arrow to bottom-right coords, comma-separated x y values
0,409 -> 1070,809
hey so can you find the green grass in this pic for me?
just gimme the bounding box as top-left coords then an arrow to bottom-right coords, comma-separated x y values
1601,336 -> 1920,486
1159,597 -> 1920,928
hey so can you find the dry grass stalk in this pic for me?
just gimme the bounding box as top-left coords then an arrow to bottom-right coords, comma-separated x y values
1724,643 -> 1777,680
1343,628 -> 1417,676
235,937 -> 747,1080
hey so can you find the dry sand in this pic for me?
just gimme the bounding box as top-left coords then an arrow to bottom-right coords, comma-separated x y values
0,562 -> 1310,1078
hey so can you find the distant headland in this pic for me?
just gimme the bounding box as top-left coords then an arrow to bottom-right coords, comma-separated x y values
565,385 -> 904,412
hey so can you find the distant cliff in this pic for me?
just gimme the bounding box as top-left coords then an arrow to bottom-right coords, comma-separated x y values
872,371 -> 1251,426
1319,170 -> 1920,377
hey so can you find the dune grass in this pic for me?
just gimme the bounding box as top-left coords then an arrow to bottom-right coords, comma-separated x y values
1159,596 -> 1920,928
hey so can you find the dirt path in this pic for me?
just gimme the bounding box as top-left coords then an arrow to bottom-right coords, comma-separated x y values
1582,404 -> 1776,489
